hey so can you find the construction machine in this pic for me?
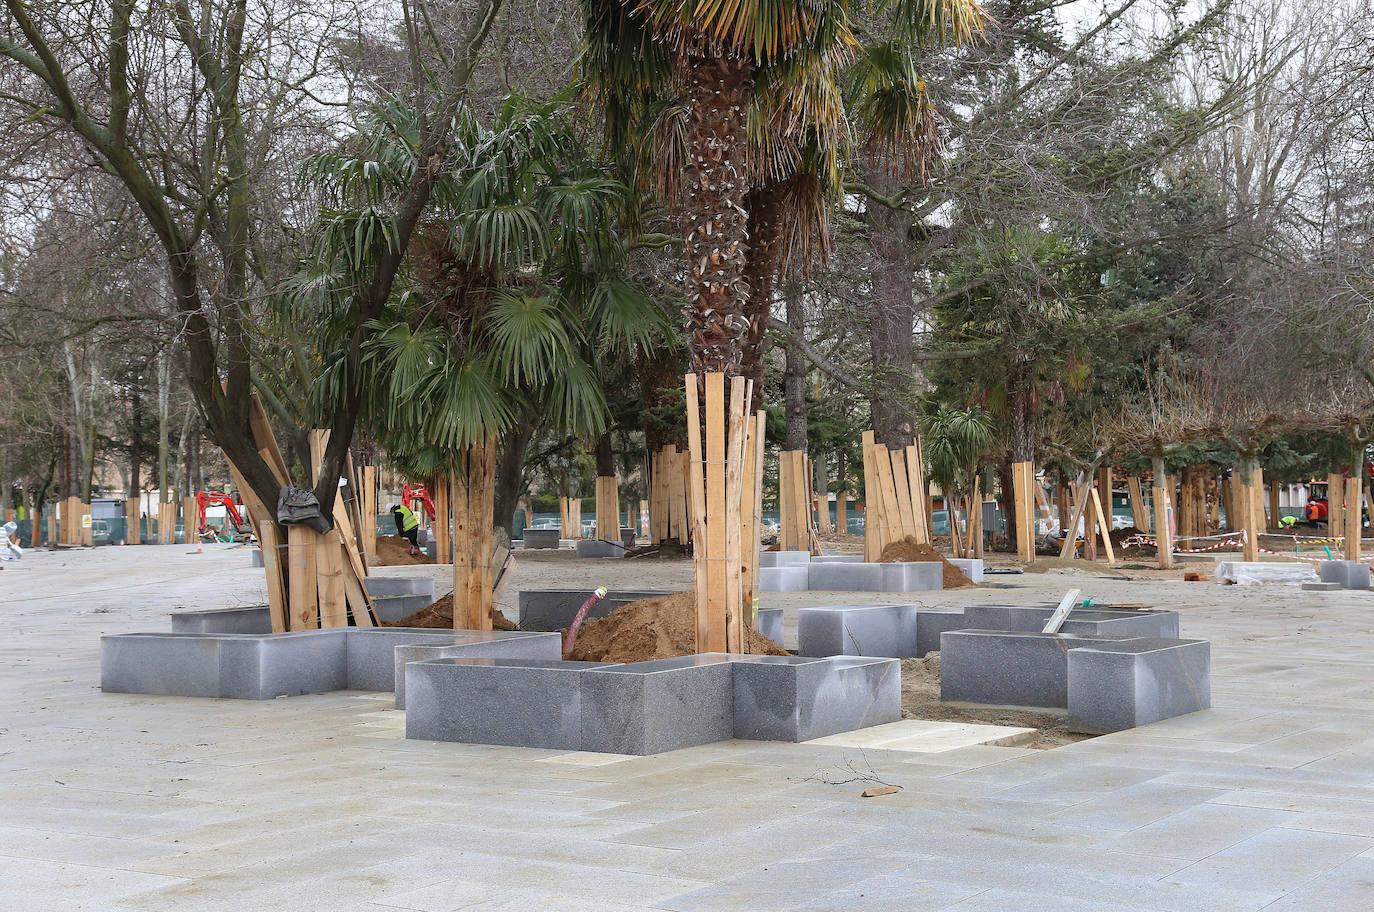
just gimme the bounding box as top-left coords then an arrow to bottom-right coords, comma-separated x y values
196,491 -> 255,541
401,482 -> 437,522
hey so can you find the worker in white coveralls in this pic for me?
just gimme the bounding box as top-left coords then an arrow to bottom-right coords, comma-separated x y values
0,521 -> 22,560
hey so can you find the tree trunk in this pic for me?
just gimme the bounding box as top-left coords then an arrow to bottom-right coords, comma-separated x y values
680,47 -> 753,377
783,281 -> 808,451
998,460 -> 1015,552
1007,355 -> 1034,463
157,353 -> 171,504
493,425 -> 532,540
741,183 -> 784,409
864,173 -> 917,449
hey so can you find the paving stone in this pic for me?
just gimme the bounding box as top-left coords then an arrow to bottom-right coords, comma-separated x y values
1303,581 -> 1343,591
517,590 -> 672,631
1067,638 -> 1211,733
796,604 -> 919,658
759,566 -> 810,592
732,655 -> 900,742
581,655 -> 736,755
759,551 -> 811,568
392,630 -> 563,707
755,607 -> 783,646
523,529 -> 560,549
404,658 -> 622,750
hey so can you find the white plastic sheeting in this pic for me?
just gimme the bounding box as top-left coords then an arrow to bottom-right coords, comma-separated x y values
1215,561 -> 1319,586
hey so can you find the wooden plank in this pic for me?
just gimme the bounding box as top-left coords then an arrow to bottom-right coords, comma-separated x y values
340,553 -> 375,627
227,458 -> 288,632
453,454 -> 473,629
703,372 -> 728,654
745,410 -> 766,627
861,431 -> 879,561
874,444 -> 902,552
1327,472 -> 1345,541
361,465 -> 378,561
904,444 -> 929,544
836,493 -> 848,536
684,374 -> 709,651
1090,488 -> 1116,565
316,528 -> 348,628
286,524 -> 319,629
777,451 -> 795,550
1153,477 -> 1174,569
1059,480 -> 1091,560
1251,467 -> 1265,532
723,377 -> 748,654
248,395 -> 291,484
125,499 -> 141,545
1345,476 -> 1362,561
969,475 -> 984,558
1013,460 -> 1033,562
1127,476 -> 1148,530
890,448 -> 916,542
740,415 -> 758,622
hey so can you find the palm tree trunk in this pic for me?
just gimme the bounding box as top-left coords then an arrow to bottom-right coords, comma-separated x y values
741,182 -> 783,407
680,47 -> 753,377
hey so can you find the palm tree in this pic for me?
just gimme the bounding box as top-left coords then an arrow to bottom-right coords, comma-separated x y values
294,95 -> 668,623
580,0 -> 988,383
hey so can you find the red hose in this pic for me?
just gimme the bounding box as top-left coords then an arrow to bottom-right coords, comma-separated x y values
563,586 -> 609,655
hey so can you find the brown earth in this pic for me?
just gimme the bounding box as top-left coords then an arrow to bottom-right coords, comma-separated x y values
565,591 -> 789,662
900,654 -> 1094,750
375,536 -> 435,566
384,592 -> 518,630
877,537 -> 976,588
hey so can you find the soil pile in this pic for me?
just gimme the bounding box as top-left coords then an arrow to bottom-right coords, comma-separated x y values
375,536 -> 435,566
876,537 -> 976,588
565,591 -> 789,662
900,653 -> 1093,750
384,592 -> 518,630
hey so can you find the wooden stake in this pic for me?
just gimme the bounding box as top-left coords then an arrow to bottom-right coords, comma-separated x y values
861,431 -> 880,561
723,377 -> 748,654
703,373 -> 728,654
1013,460 -> 1034,562
1328,472 -> 1345,542
126,499 -> 141,544
684,375 -> 710,651
1090,488 -> 1116,565
1127,476 -> 1148,530
1345,476 -> 1362,561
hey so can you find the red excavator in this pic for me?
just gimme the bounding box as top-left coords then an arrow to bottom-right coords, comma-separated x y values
197,491 -> 254,541
401,482 -> 437,521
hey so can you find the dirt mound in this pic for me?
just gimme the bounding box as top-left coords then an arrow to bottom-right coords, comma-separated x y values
565,591 -> 789,662
384,592 -> 517,629
877,537 -> 975,588
375,536 -> 435,566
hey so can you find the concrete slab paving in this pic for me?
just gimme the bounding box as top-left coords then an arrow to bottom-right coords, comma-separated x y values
6,544 -> 1374,910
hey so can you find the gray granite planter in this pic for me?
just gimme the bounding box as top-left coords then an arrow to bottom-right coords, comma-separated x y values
916,610 -> 966,657
807,561 -> 942,592
797,604 -> 919,659
732,655 -> 900,742
1067,638 -> 1211,733
170,605 -> 272,635
523,529 -> 560,549
392,630 -> 562,707
405,658 -> 621,750
940,629 -> 1112,707
581,655 -> 736,754
517,589 -> 672,631
363,577 -> 436,599
759,566 -> 809,592
755,607 -> 784,646
575,539 -> 624,558
760,551 -> 811,568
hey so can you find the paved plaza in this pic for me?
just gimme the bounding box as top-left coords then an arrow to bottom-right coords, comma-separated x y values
3,545 -> 1374,910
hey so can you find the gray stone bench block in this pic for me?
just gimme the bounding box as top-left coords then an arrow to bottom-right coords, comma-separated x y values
517,589 -> 671,631
171,605 -> 271,634
732,655 -> 900,742
807,561 -> 942,592
101,630 -> 352,699
392,630 -> 562,707
103,627 -> 560,701
760,551 -> 811,568
940,629 -> 1119,708
759,566 -> 809,592
581,655 -> 736,754
916,610 -> 966,657
371,593 -> 434,623
948,558 -> 983,583
250,549 -> 264,568
522,529 -> 560,549
797,604 -> 918,658
363,577 -> 436,598
1068,639 -> 1211,733
1319,560 -> 1371,590
755,607 -> 783,646
405,658 -> 622,749
575,539 -> 625,558
962,604 -> 1179,638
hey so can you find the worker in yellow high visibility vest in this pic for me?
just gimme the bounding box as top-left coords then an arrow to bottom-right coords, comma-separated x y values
390,503 -> 422,556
